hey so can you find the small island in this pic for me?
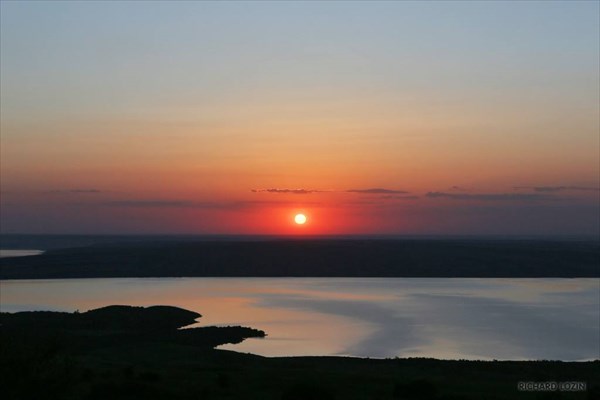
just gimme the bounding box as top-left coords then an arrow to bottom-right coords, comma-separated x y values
1,305 -> 598,400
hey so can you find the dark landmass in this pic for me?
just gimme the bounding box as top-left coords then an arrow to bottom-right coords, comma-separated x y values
1,239 -> 598,279
0,305 -> 265,351
3,234 -> 594,251
0,234 -> 295,250
1,306 -> 597,400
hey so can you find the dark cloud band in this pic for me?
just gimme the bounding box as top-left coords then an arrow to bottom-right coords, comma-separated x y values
426,192 -> 551,201
514,186 -> 599,193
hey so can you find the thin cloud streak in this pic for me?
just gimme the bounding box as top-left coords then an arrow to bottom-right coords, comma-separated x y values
346,188 -> 409,194
46,189 -> 103,194
98,199 -> 322,210
251,188 -> 410,195
426,192 -> 552,201
380,195 -> 419,200
251,188 -> 327,194
514,186 -> 600,193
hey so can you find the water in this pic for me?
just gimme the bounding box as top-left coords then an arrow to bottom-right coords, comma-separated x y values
0,278 -> 598,361
0,249 -> 44,258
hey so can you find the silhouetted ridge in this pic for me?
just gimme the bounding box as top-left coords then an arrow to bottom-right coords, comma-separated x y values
1,305 -> 265,347
1,239 -> 598,278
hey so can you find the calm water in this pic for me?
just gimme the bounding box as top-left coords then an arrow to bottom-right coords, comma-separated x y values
0,249 -> 44,258
0,278 -> 598,361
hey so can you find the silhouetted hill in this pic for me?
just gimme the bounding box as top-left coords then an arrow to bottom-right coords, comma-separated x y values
0,239 -> 598,278
0,305 -> 598,400
0,305 -> 200,331
0,305 -> 265,348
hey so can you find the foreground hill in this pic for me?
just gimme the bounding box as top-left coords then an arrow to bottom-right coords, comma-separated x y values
1,239 -> 599,278
1,305 -> 598,400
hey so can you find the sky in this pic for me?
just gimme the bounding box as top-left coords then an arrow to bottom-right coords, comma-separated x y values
1,0 -> 598,235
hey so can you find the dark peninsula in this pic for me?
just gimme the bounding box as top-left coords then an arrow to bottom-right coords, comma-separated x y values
1,305 -> 598,400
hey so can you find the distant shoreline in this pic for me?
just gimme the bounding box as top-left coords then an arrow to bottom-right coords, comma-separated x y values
2,233 -> 599,250
1,238 -> 598,279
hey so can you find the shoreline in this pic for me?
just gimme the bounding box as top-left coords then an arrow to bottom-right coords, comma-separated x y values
1,239 -> 598,279
2,306 -> 599,399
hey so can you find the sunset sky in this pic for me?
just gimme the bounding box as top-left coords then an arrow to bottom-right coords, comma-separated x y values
1,1 -> 598,235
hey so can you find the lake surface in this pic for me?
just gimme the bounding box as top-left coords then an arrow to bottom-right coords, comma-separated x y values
0,278 -> 598,361
0,249 -> 44,258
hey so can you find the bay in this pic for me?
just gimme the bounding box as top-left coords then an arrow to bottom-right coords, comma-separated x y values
0,277 -> 597,360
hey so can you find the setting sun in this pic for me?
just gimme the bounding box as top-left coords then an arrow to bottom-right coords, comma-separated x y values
294,214 -> 307,225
